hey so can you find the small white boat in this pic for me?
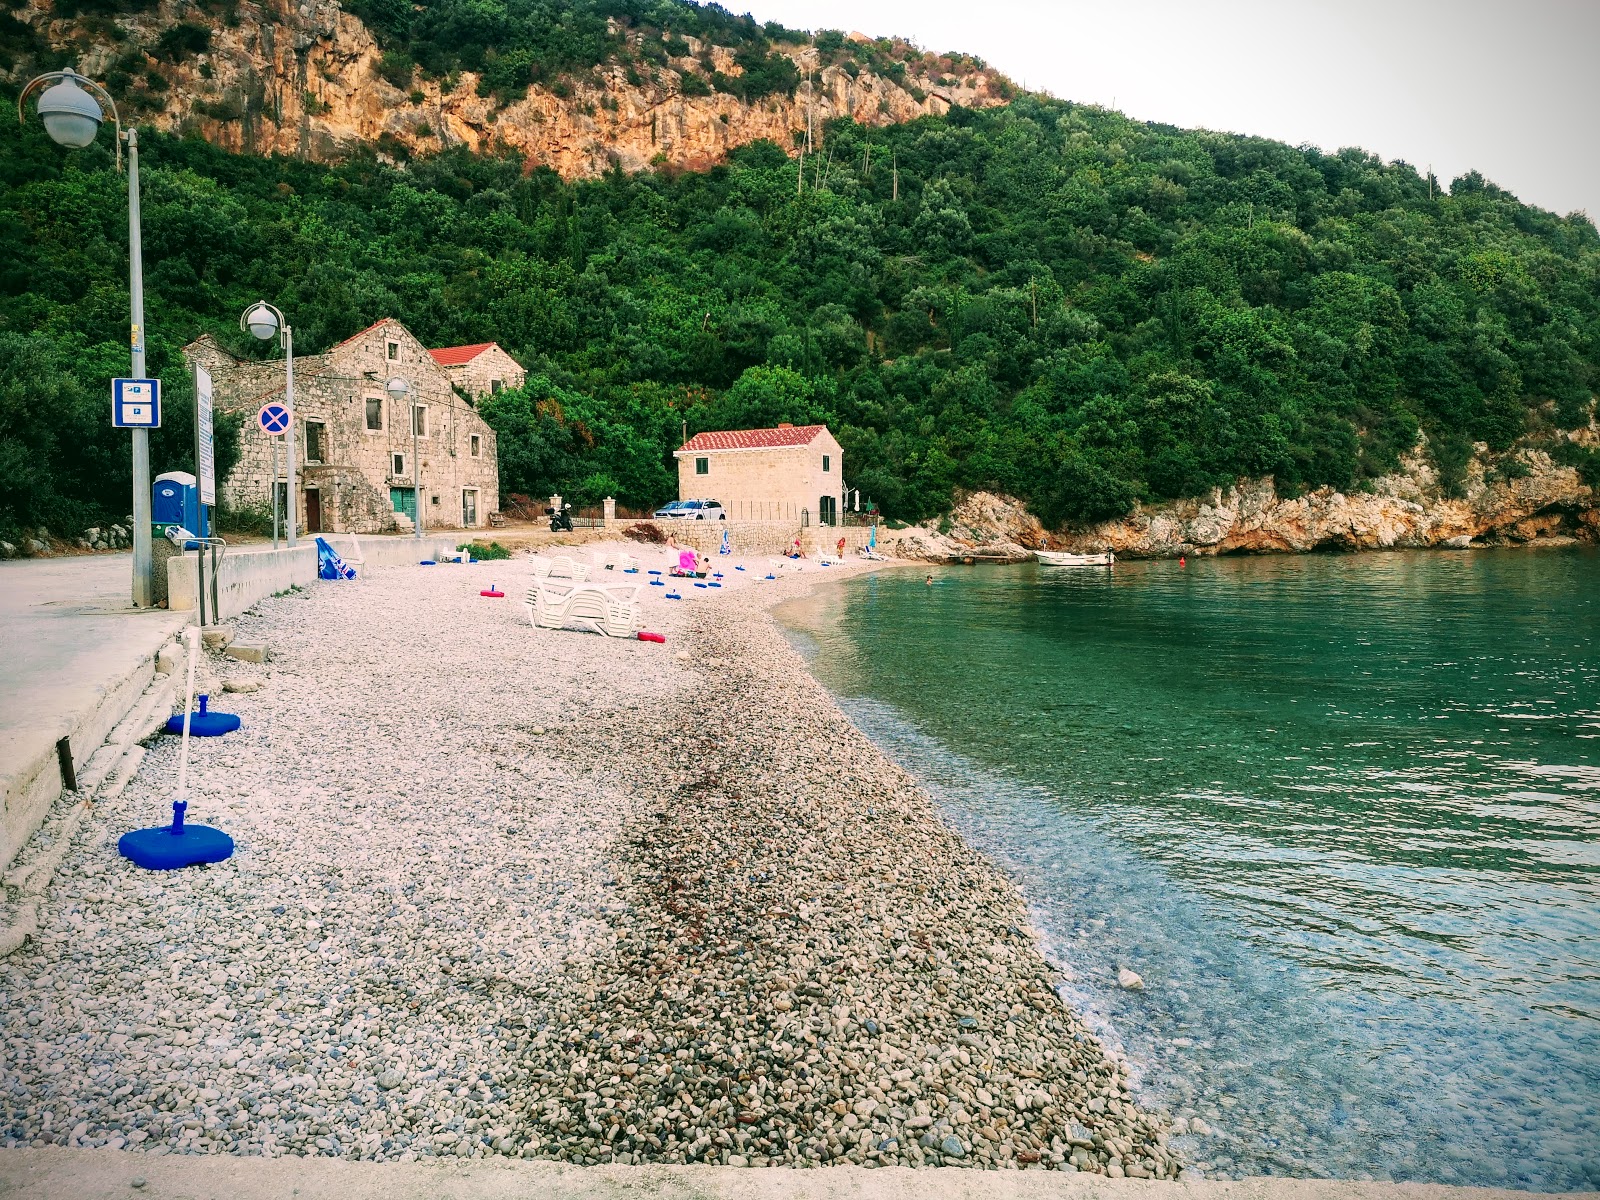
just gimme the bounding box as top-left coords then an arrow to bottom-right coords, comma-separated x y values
1036,550 -> 1115,567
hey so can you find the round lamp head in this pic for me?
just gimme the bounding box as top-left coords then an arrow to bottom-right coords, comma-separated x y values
36,74 -> 103,149
386,376 -> 409,399
243,303 -> 279,341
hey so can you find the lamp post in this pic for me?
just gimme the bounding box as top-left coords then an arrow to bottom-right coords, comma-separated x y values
19,69 -> 154,606
386,376 -> 422,539
240,302 -> 296,548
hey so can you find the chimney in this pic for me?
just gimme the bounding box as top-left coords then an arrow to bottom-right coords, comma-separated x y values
777,422 -> 794,429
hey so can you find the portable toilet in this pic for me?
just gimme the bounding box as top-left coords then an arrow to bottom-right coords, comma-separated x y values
153,471 -> 208,540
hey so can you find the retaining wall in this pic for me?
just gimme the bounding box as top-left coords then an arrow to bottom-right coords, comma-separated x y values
166,534 -> 464,622
639,522 -> 879,558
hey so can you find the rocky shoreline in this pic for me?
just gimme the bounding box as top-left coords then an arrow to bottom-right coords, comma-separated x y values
0,550 -> 1178,1178
877,438 -> 1597,563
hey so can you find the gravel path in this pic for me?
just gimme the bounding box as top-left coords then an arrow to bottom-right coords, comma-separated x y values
0,547 -> 1177,1178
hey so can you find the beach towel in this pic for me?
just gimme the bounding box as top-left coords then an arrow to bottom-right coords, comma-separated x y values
316,536 -> 357,580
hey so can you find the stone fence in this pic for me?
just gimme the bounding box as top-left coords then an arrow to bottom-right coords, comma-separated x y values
614,521 -> 881,559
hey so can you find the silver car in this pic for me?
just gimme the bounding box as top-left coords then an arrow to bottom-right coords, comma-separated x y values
652,499 -> 726,520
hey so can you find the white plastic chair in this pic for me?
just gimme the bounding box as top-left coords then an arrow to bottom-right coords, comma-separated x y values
547,555 -> 591,582
524,581 -> 640,637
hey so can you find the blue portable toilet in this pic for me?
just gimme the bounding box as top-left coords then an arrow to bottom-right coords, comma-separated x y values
153,471 -> 208,540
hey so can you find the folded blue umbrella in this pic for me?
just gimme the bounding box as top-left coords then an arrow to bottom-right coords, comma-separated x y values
316,537 -> 357,580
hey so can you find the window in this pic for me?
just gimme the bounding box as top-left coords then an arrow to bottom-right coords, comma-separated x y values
365,398 -> 383,430
822,454 -> 831,473
392,452 -> 406,477
695,456 -> 709,475
412,405 -> 427,437
304,420 -> 325,463
386,340 -> 399,361
490,379 -> 504,394
470,434 -> 481,457
462,488 -> 478,526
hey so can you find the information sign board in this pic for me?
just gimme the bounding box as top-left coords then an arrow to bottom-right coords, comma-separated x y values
195,365 -> 216,505
113,378 -> 161,428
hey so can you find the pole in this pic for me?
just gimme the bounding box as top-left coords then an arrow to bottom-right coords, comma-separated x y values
271,436 -> 279,549
128,128 -> 152,608
283,325 -> 297,547
193,358 -> 206,630
412,389 -> 421,540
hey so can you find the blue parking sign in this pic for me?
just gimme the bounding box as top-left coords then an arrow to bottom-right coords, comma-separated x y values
113,378 -> 161,428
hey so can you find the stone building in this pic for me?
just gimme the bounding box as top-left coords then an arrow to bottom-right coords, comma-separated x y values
429,342 -> 524,398
674,423 -> 846,524
184,319 -> 514,534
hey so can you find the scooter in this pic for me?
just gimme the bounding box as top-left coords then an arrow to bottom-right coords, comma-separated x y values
547,503 -> 574,533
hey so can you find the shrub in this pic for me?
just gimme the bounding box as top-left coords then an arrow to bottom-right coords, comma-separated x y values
623,522 -> 667,544
154,21 -> 210,61
459,539 -> 510,559
1552,442 -> 1600,489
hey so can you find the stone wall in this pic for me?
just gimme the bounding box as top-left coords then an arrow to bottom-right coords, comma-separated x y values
623,520 -> 878,559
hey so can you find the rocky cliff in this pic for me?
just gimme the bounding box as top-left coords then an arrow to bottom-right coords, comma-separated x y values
10,0 -> 1008,178
884,435 -> 1599,562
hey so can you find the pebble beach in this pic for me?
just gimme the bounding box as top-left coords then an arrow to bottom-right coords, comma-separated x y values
0,546 -> 1179,1178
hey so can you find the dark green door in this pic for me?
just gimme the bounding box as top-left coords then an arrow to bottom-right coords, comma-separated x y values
391,487 -> 417,520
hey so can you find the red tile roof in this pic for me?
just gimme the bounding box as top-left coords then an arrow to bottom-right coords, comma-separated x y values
429,342 -> 497,367
332,318 -> 394,349
678,424 -> 829,453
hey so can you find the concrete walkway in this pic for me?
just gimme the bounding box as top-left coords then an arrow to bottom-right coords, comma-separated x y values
0,553 -> 186,869
0,1149 -> 1576,1200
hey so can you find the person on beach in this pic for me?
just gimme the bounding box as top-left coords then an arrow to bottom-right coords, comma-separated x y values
791,535 -> 806,559
836,535 -> 846,559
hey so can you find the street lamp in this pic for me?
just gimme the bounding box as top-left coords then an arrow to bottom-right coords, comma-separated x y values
386,376 -> 422,539
19,68 -> 152,605
239,302 -> 296,548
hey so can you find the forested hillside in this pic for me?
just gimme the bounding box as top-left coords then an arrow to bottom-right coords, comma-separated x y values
3,82 -> 1597,539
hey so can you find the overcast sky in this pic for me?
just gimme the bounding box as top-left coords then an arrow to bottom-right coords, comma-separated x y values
736,0 -> 1598,221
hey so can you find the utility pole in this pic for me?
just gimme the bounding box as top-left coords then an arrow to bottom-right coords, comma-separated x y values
805,69 -> 814,155
892,150 -> 898,202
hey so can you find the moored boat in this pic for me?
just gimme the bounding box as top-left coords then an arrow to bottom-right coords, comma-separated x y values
1036,550 -> 1115,567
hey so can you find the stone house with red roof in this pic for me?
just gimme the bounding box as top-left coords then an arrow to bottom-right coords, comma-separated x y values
430,342 -> 525,398
184,318 -> 508,534
674,423 -> 845,524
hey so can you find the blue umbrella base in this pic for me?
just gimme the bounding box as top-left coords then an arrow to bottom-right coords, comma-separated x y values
119,824 -> 234,870
165,711 -> 240,737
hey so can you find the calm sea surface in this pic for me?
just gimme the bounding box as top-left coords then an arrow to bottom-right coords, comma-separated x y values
777,549 -> 1599,1190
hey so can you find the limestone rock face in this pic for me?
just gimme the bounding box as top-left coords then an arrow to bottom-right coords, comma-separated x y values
1056,440 -> 1597,558
881,437 -> 1596,563
881,492 -> 1043,562
14,0 -> 1009,179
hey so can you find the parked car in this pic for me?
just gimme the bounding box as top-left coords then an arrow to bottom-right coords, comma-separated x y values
652,499 -> 726,521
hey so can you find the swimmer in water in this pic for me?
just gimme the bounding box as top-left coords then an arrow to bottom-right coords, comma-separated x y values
925,574 -> 934,586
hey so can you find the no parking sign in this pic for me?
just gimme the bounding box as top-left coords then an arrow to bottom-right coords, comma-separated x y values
258,402 -> 290,436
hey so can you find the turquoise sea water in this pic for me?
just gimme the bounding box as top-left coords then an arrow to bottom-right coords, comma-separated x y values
777,549 -> 1600,1190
